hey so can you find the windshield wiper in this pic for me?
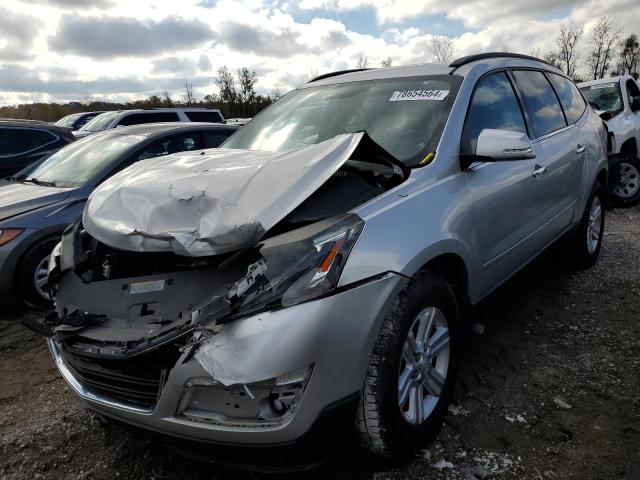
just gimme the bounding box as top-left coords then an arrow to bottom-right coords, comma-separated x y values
21,178 -> 57,187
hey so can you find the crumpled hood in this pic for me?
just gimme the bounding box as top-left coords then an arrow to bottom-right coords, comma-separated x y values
0,181 -> 72,222
83,132 -> 365,256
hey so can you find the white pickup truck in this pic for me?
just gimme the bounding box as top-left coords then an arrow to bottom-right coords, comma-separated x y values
579,75 -> 640,207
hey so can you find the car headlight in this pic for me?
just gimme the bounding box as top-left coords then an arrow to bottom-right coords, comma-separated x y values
208,213 -> 364,321
0,228 -> 24,246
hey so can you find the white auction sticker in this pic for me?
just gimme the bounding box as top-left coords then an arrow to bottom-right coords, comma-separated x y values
590,83 -> 616,89
389,89 -> 449,101
129,279 -> 165,295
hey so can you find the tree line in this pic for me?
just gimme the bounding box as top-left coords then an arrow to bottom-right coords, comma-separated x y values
0,66 -> 277,122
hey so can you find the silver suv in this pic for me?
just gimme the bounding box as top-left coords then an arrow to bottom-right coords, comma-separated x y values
72,108 -> 225,138
37,53 -> 607,466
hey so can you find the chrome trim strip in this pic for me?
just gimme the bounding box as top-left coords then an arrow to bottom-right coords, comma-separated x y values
47,339 -> 154,415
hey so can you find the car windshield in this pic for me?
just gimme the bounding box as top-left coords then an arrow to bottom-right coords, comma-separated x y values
54,114 -> 81,128
223,75 -> 462,167
80,111 -> 119,132
580,82 -> 623,113
21,132 -> 144,188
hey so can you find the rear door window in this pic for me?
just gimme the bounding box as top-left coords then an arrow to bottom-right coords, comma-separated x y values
185,111 -> 223,123
461,72 -> 528,155
135,133 -> 203,161
0,128 -> 57,156
548,74 -> 587,124
512,70 -> 567,138
203,130 -> 236,148
118,112 -> 180,126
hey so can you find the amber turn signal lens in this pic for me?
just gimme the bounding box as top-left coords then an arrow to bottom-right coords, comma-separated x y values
0,229 -> 24,246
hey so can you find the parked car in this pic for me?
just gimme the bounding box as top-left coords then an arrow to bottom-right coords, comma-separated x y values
0,120 -> 76,178
33,53 -> 607,468
225,117 -> 252,126
54,111 -> 105,130
579,75 -> 640,206
0,122 -> 238,309
73,108 -> 225,138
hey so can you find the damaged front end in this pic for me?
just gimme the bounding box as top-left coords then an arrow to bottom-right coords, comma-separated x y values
29,132 -> 405,425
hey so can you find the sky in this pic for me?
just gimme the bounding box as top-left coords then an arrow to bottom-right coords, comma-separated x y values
0,0 -> 639,105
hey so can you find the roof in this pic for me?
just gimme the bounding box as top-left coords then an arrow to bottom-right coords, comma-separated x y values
95,122 -> 239,138
578,76 -> 624,88
301,53 -> 561,88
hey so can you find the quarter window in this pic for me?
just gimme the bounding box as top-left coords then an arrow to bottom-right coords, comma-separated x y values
118,112 -> 180,126
548,73 -> 587,124
185,111 -> 223,123
512,70 -> 567,138
461,72 -> 527,155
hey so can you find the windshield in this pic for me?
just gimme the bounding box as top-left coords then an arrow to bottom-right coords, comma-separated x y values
21,132 -> 144,188
223,75 -> 461,166
80,111 -> 119,132
580,82 -> 623,113
54,113 -> 81,128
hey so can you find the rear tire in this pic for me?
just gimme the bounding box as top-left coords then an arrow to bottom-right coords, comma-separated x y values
566,183 -> 605,270
15,237 -> 59,310
609,155 -> 640,208
357,271 -> 462,456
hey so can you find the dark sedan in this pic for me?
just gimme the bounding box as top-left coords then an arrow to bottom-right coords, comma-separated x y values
54,111 -> 105,130
0,122 -> 238,309
0,120 -> 76,177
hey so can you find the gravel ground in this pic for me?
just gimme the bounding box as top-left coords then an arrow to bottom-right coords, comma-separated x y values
1,206 -> 639,480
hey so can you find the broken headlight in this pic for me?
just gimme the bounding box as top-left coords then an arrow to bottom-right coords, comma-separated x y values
220,213 -> 364,318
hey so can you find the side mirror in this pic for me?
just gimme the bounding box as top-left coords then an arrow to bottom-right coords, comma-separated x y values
475,129 -> 536,161
630,96 -> 640,112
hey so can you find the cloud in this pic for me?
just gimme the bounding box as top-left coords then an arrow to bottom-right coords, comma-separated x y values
49,15 -> 214,59
0,8 -> 43,61
198,54 -> 213,71
20,0 -> 114,7
152,57 -> 199,76
212,20 -> 351,58
0,64 -> 212,96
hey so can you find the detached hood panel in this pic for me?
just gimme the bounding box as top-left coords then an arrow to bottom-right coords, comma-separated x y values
0,181 -> 72,222
83,133 -> 365,256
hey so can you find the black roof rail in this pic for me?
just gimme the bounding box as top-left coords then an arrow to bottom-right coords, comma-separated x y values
308,68 -> 371,83
449,52 -> 554,69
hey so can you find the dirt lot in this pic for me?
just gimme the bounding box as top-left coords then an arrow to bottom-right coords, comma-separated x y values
1,206 -> 639,480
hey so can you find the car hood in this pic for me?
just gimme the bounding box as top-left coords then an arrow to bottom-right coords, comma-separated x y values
83,132 -> 366,257
0,181 -> 73,222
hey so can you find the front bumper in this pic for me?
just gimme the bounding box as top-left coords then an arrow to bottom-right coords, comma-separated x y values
49,272 -> 406,449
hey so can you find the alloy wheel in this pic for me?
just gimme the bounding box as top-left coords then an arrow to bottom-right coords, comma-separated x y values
33,254 -> 51,300
614,162 -> 639,199
586,196 -> 603,255
398,306 -> 450,425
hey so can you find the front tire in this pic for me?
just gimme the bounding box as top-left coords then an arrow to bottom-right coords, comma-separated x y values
357,272 -> 462,456
15,237 -> 59,310
609,155 -> 640,208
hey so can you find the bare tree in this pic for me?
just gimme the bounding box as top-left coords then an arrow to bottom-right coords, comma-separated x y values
162,90 -> 174,107
356,54 -> 369,68
528,48 -> 542,58
270,88 -> 282,101
556,23 -> 583,78
215,66 -> 237,106
309,68 -> 319,80
619,34 -> 640,78
380,56 -> 393,68
237,67 -> 257,116
183,80 -> 195,105
430,35 -> 455,62
586,17 -> 621,80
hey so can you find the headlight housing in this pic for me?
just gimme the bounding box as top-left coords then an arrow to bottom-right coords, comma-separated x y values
209,213 -> 364,321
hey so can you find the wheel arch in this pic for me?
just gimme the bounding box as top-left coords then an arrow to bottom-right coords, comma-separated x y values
620,137 -> 638,157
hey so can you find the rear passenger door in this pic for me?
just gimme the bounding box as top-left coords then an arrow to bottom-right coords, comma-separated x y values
511,70 -> 582,242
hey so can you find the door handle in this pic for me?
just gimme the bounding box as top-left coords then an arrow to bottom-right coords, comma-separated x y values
576,145 -> 586,155
532,164 -> 547,177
